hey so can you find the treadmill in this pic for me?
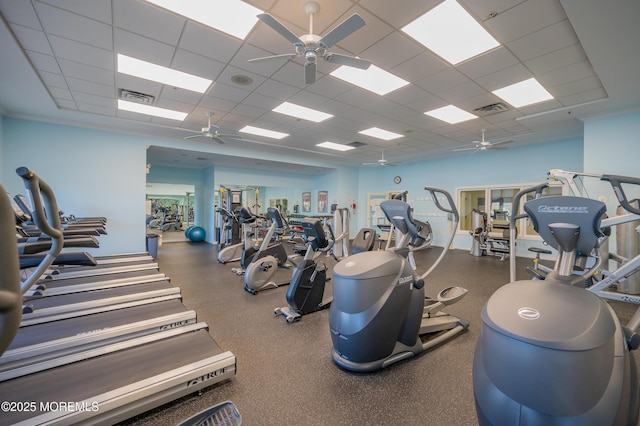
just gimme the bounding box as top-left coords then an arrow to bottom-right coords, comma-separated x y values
0,169 -> 236,424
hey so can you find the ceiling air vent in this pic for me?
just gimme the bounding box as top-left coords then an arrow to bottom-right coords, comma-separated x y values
473,102 -> 509,116
120,89 -> 155,104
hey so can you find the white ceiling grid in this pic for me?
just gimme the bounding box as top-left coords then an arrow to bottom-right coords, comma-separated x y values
0,0 -> 637,171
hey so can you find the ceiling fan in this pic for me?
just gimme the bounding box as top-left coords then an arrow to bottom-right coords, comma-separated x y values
453,129 -> 513,153
363,151 -> 400,167
183,113 -> 243,144
249,1 -> 372,85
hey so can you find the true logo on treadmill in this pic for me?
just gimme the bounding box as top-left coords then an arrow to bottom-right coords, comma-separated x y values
186,366 -> 233,387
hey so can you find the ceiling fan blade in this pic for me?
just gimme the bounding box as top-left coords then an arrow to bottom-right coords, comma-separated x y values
489,139 -> 514,147
219,134 -> 243,140
362,163 -> 380,166
324,53 -> 371,70
183,135 -> 203,140
488,146 -> 508,150
212,136 -> 226,145
453,147 -> 479,152
248,53 -> 298,64
305,61 -> 317,85
257,14 -> 304,46
319,14 -> 366,49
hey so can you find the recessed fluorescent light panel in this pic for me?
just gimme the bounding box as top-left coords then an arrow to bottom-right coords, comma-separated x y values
118,100 -> 187,121
316,142 -> 355,151
492,78 -> 554,108
272,102 -> 333,123
239,125 -> 289,139
425,105 -> 478,124
143,0 -> 261,40
330,65 -> 409,96
401,0 -> 500,65
117,54 -> 212,93
359,127 -> 404,141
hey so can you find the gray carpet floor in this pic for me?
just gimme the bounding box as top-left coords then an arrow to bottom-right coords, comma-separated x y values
119,241 -> 640,426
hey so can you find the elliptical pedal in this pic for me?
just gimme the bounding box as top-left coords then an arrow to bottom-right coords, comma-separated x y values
437,286 -> 468,304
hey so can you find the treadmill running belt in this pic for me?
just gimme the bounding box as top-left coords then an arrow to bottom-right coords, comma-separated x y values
0,330 -> 229,424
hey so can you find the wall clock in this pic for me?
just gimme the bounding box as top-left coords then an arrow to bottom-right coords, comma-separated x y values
394,176 -> 401,184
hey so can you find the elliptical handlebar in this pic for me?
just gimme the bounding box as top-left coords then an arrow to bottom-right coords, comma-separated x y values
420,187 -> 459,281
425,186 -> 459,223
602,174 -> 640,215
508,182 -> 549,283
15,167 -> 64,294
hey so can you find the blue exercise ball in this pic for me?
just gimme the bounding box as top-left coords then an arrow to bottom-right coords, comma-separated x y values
188,226 -> 206,242
184,226 -> 195,238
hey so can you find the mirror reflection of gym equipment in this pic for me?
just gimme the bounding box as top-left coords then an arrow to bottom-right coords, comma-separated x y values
146,183 -> 195,243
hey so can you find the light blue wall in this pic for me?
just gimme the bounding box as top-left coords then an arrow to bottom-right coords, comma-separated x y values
2,117 -> 148,255
582,111 -> 640,256
583,111 -> 640,212
6,111 -> 639,258
358,137 -> 584,254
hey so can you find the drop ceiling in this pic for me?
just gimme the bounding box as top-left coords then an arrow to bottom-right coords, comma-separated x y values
0,0 -> 638,172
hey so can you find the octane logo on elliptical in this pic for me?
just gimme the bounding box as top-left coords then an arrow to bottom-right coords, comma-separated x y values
518,307 -> 541,320
537,205 -> 588,213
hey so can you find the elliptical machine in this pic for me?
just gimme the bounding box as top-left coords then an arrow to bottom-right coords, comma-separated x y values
243,207 -> 291,294
274,217 -> 338,322
329,187 -> 469,372
274,215 -> 377,323
217,206 -> 256,264
473,173 -> 640,425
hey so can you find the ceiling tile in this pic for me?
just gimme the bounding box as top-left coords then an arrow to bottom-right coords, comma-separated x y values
40,0 -> 112,24
0,0 -> 40,28
10,24 -> 53,55
113,28 -> 175,65
415,67 -> 469,93
179,21 -> 242,64
360,32 -> 424,70
49,35 -> 113,70
39,70 -> 66,88
113,0 -> 184,46
391,51 -> 448,83
58,58 -> 113,85
359,0 -> 439,28
524,43 -> 587,75
67,77 -> 113,98
482,0 -> 565,43
456,47 -> 519,80
506,19 -> 578,62
34,2 -> 112,50
208,82 -> 251,103
77,102 -> 116,116
474,63 -> 530,91
334,6 -> 395,55
172,49 -> 226,83
254,78 -> 299,99
26,51 -> 61,73
73,91 -> 113,107
49,86 -> 73,100
539,60 -> 596,88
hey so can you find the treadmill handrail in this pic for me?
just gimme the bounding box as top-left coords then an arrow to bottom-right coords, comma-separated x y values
0,183 -> 23,356
16,167 -> 64,294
